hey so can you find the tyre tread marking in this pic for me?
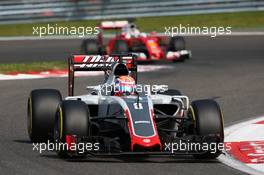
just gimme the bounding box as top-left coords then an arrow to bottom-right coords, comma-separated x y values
29,97 -> 33,135
59,106 -> 63,140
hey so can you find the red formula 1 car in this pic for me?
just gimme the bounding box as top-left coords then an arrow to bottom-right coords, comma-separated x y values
81,21 -> 191,62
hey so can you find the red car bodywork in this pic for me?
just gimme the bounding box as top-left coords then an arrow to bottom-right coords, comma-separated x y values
94,21 -> 191,62
107,35 -> 166,61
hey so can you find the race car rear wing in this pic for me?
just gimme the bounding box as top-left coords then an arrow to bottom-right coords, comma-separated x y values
100,20 -> 128,30
68,54 -> 137,96
97,20 -> 129,46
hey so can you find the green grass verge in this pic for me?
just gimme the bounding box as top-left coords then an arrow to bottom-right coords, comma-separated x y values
136,11 -> 264,32
0,61 -> 67,74
0,11 -> 263,36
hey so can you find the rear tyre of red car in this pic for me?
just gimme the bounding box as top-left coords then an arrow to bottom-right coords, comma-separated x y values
81,39 -> 100,54
27,89 -> 62,143
169,36 -> 186,51
189,99 -> 224,159
54,100 -> 90,158
169,36 -> 187,62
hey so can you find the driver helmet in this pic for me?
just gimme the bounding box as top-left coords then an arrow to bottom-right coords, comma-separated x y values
114,75 -> 135,96
130,23 -> 137,29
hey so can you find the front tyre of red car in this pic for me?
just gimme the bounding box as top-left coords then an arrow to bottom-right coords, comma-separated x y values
189,99 -> 224,159
54,100 -> 90,158
27,89 -> 62,143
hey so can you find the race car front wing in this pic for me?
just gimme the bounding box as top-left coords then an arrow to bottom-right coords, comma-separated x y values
63,134 -> 222,157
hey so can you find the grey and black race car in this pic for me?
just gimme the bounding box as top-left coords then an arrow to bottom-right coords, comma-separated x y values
27,54 -> 224,159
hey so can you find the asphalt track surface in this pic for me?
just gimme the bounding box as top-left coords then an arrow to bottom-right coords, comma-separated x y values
0,36 -> 264,175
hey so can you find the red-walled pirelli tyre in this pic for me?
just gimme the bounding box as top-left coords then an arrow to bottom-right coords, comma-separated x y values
54,100 -> 90,158
189,99 -> 224,159
27,89 -> 62,143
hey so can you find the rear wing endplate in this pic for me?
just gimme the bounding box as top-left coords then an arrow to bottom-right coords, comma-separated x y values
68,54 -> 137,96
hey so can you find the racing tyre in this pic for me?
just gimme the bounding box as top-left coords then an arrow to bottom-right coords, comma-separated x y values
112,40 -> 129,54
169,36 -> 187,62
189,99 -> 224,159
54,100 -> 90,158
81,39 -> 100,54
169,36 -> 186,51
28,89 -> 62,143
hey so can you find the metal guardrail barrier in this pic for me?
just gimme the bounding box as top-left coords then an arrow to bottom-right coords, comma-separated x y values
0,0 -> 263,24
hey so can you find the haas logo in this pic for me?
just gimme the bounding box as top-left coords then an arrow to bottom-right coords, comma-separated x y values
74,55 -> 131,68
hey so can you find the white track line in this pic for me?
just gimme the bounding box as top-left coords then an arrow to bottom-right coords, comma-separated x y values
0,65 -> 173,80
218,116 -> 264,175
